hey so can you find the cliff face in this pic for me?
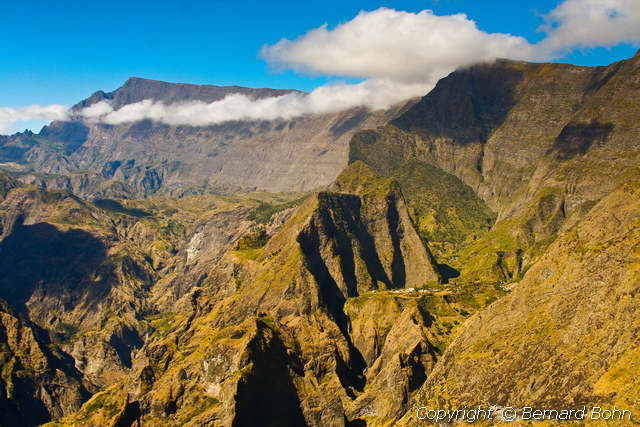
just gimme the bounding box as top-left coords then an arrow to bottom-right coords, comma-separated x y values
331,161 -> 441,288
0,187 -> 159,390
0,167 -> 451,425
0,78 -> 412,198
0,180 -> 267,423
358,54 -> 640,220
358,53 -> 640,425
0,298 -> 89,426
0,169 -> 17,200
49,166 -> 457,426
400,172 -> 640,424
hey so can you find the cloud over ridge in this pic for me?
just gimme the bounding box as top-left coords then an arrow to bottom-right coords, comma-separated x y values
2,1 -> 640,133
79,78 -> 431,127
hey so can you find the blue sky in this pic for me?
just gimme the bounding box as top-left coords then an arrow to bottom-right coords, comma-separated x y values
1,0 -> 639,133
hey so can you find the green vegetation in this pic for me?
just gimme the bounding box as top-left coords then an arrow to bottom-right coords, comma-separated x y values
47,384 -> 126,426
346,128 -> 496,260
182,396 -> 221,424
346,127 -> 580,285
1,357 -> 15,398
256,315 -> 280,332
144,312 -> 178,336
82,392 -> 120,419
232,227 -> 268,260
345,278 -> 507,357
247,196 -> 308,224
13,49 -> 640,427
336,155 -> 501,283
389,159 -> 495,247
232,247 -> 263,261
92,198 -> 150,217
235,227 -> 269,250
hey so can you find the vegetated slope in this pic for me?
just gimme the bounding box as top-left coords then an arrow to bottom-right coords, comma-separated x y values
0,77 -> 413,198
351,50 -> 640,283
0,185 -> 170,388
399,170 -> 640,425
0,174 -> 299,424
389,55 -> 639,216
4,50 -> 640,427
0,298 -> 90,426
346,52 -> 640,424
347,131 -> 496,264
48,164 -> 507,426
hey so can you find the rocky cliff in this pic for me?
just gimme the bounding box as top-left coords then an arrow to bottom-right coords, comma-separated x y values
46,166 -> 453,426
362,52 -> 640,425
0,176 -> 273,423
399,171 -> 640,424
0,298 -> 89,426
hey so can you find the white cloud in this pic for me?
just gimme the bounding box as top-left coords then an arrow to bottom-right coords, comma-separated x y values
0,104 -> 68,134
81,101 -> 114,120
538,0 -> 640,54
80,79 -> 425,127
260,8 -> 535,84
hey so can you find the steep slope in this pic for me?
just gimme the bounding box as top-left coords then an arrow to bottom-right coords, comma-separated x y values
52,162 -> 511,426
399,171 -> 640,424
3,51 -> 639,427
0,77 -> 413,198
311,51 -> 640,425
346,134 -> 496,264
0,298 -> 89,426
0,169 -> 18,200
51,168 -> 451,426
330,162 -> 441,288
0,183 -> 268,391
0,178 -> 323,425
326,52 -> 640,424
390,53 -> 640,218
0,187 -> 161,389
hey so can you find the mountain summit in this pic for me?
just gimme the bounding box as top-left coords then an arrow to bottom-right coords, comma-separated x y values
73,77 -> 301,111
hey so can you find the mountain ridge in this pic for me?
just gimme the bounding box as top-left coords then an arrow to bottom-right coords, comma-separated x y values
72,76 -> 303,111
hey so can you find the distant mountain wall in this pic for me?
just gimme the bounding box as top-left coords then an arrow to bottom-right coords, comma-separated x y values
0,77 -> 413,198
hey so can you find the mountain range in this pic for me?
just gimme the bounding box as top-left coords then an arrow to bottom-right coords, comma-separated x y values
1,49 -> 639,426
1,77 -> 411,198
